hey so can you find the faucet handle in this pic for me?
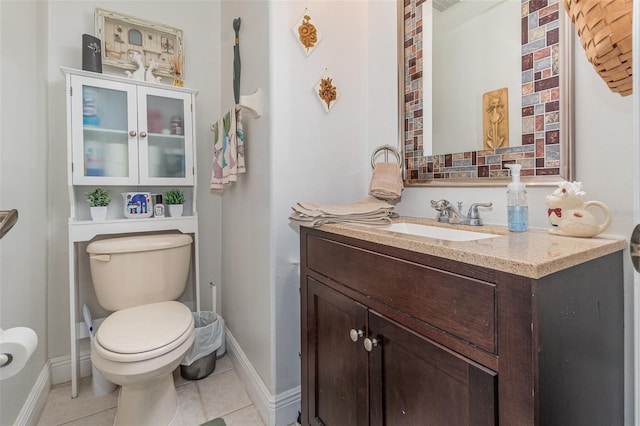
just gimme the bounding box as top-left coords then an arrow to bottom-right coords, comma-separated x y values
430,200 -> 450,222
467,202 -> 493,225
430,199 -> 448,211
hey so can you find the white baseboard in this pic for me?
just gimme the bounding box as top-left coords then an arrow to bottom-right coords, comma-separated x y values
14,361 -> 51,425
225,329 -> 301,426
50,349 -> 92,386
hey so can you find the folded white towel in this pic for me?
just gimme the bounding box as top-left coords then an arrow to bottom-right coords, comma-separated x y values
290,197 -> 395,227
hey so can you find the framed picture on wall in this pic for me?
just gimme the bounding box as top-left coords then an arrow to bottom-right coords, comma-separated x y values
94,8 -> 184,79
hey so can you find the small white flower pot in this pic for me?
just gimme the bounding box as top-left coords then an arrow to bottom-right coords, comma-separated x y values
90,206 -> 108,221
168,204 -> 184,217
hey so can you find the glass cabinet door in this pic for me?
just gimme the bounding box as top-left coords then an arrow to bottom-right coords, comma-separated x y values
137,87 -> 194,185
70,76 -> 138,185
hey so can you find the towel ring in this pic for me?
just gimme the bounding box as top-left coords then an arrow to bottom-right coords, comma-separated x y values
371,144 -> 402,169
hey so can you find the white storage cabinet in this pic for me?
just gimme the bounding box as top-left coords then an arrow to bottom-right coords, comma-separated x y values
67,70 -> 195,186
62,68 -> 201,398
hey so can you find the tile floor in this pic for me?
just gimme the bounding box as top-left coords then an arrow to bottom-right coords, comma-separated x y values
37,355 -> 266,426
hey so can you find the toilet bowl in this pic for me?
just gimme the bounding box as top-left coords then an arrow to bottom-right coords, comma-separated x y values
86,234 -> 194,426
91,301 -> 194,425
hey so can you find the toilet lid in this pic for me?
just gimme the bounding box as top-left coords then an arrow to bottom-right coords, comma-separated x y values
95,301 -> 194,362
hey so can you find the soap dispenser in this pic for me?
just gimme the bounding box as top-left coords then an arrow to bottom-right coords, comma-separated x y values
506,164 -> 528,232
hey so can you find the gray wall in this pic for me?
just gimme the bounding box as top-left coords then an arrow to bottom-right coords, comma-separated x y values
219,0 -> 273,393
0,2 -> 50,424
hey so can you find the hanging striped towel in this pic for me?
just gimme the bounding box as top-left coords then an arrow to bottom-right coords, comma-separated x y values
236,108 -> 246,173
210,107 -> 246,191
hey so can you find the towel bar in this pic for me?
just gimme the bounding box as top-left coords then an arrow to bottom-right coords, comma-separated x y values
210,89 -> 263,131
371,145 -> 402,169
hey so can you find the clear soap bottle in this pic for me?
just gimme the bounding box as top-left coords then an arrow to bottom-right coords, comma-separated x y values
506,164 -> 528,232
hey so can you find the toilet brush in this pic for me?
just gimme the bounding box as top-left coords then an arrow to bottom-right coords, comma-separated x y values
82,304 -> 94,338
83,304 -> 117,396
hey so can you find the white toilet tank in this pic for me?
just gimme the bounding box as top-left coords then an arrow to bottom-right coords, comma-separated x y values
87,233 -> 193,311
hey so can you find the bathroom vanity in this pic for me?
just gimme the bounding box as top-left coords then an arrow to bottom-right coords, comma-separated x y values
299,219 -> 625,425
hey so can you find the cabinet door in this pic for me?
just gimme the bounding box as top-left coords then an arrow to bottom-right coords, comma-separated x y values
137,86 -> 194,185
70,76 -> 138,185
368,312 -> 498,426
306,279 -> 369,426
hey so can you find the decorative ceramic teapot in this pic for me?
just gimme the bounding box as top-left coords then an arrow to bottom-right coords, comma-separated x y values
545,181 -> 611,238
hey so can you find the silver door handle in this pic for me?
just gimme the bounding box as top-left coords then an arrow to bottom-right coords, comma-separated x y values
350,329 -> 364,342
363,337 -> 379,352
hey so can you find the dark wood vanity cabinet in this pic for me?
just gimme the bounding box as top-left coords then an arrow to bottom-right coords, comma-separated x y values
300,227 -> 623,426
306,278 -> 497,426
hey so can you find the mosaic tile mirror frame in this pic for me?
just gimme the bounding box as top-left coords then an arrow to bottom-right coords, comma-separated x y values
400,0 -> 575,186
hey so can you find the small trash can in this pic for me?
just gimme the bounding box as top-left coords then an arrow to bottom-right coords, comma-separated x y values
180,311 -> 226,380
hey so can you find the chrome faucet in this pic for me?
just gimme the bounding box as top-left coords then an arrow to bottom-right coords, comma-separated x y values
430,200 -> 492,226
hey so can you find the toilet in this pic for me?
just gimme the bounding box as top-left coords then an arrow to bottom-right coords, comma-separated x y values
86,233 -> 195,426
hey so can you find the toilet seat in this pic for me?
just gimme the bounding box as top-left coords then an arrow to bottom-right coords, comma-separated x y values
94,301 -> 194,363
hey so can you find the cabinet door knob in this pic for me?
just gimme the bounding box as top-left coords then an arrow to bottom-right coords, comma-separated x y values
129,130 -> 137,137
350,329 -> 364,342
139,131 -> 147,138
363,337 -> 379,352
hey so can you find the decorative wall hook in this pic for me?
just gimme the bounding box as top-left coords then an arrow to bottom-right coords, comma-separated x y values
239,88 -> 263,118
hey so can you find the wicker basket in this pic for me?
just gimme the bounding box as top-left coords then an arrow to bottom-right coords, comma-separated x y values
564,0 -> 633,96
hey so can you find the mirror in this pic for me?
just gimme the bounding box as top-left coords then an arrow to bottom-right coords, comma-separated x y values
399,0 -> 574,187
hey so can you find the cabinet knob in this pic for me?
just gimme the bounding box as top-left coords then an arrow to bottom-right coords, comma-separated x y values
349,329 -> 364,342
139,131 -> 147,138
129,130 -> 137,137
363,337 -> 379,352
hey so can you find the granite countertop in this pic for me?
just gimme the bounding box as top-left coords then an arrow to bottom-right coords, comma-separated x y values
313,217 -> 627,279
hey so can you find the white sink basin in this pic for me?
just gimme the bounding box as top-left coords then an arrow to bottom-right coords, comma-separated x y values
381,222 -> 500,242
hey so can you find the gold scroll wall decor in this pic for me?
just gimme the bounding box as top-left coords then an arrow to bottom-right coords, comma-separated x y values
483,88 -> 509,150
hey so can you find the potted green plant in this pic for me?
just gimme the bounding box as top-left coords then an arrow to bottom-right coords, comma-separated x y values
86,188 -> 111,221
165,188 -> 185,217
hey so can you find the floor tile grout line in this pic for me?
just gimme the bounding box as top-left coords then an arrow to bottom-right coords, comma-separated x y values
56,406 -> 115,426
195,378 -> 209,422
216,402 -> 256,420
194,369 -> 253,421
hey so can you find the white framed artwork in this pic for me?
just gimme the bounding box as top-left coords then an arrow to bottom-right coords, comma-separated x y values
95,8 -> 184,79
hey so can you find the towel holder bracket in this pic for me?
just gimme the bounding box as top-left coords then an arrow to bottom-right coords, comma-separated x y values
371,145 -> 402,169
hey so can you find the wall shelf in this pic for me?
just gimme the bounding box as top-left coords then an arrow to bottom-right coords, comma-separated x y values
69,215 -> 198,242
